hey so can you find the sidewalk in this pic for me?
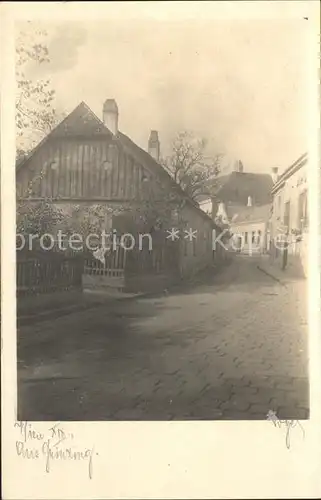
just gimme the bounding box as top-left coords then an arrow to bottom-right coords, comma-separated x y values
256,255 -> 306,286
17,261 -> 229,326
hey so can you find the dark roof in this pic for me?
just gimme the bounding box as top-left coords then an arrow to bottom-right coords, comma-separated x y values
213,171 -> 273,205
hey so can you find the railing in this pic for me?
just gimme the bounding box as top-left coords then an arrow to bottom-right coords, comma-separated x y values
16,251 -> 83,295
83,245 -> 126,278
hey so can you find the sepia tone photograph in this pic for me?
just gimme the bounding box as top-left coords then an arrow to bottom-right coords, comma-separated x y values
15,16 -> 310,423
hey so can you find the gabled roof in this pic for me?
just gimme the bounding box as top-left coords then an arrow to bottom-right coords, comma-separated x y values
17,101 -> 215,225
50,101 -> 111,138
16,101 -> 112,171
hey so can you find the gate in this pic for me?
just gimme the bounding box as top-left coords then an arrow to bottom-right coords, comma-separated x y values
82,244 -> 127,294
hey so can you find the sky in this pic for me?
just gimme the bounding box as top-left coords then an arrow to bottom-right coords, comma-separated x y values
21,18 -> 309,174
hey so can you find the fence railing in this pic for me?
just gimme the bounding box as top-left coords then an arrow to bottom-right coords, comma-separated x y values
16,251 -> 83,295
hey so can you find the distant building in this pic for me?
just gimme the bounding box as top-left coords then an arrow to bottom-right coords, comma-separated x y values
196,161 -> 273,253
229,204 -> 271,254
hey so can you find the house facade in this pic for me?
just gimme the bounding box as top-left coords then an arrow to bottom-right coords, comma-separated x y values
16,100 -> 221,293
269,153 -> 308,277
229,204 -> 271,254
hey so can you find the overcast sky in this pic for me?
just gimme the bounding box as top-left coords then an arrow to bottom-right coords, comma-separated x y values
24,18 -> 309,174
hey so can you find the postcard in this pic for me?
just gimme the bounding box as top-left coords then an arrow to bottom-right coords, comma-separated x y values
1,1 -> 320,498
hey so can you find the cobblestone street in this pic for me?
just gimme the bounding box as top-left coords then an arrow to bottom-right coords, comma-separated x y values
17,255 -> 309,420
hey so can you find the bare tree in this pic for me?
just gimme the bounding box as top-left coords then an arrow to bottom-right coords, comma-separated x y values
16,23 -> 66,153
162,131 -> 222,200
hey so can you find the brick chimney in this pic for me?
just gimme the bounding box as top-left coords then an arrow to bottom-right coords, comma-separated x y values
148,130 -> 160,161
103,99 -> 118,136
271,167 -> 279,184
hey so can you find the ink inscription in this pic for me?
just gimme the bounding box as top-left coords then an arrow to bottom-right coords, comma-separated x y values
14,421 -> 96,479
267,410 -> 305,449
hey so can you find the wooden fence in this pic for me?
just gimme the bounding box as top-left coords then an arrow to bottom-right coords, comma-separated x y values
16,251 -> 83,295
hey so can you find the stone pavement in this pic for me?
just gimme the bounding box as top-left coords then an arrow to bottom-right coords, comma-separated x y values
17,255 -> 309,420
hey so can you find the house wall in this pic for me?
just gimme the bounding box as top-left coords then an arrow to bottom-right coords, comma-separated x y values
230,220 -> 267,254
179,204 -> 215,278
269,159 -> 308,276
270,163 -> 308,238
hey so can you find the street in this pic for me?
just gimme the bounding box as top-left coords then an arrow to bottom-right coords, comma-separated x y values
17,255 -> 309,421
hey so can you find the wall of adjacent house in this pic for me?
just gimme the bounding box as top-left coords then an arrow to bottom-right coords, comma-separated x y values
270,163 -> 308,238
230,220 -> 267,254
270,161 -> 308,276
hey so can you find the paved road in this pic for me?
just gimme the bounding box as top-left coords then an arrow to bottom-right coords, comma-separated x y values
18,255 -> 309,420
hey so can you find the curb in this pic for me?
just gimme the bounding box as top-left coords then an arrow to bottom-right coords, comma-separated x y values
17,263 -> 229,326
17,292 -> 147,326
256,265 -> 287,287
17,285 -> 181,326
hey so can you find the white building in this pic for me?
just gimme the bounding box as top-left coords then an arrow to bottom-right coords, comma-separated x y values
230,203 -> 271,254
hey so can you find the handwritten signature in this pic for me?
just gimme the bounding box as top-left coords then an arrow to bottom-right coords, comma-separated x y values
14,421 -> 96,479
267,410 -> 305,449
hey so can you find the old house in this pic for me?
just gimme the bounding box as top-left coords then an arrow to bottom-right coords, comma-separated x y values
269,153 -> 308,277
16,100 -> 220,293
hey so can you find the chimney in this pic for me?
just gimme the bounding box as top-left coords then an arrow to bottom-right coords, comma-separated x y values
148,130 -> 160,161
103,99 -> 118,136
234,159 -> 244,173
271,167 -> 279,184
247,196 -> 252,207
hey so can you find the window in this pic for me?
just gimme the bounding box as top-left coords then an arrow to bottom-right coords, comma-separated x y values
244,232 -> 248,244
252,231 -> 255,243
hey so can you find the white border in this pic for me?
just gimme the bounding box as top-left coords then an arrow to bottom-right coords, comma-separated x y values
1,2 -> 320,499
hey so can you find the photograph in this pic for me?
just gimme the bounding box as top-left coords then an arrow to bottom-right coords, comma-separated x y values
14,15 -> 311,423
2,2 -> 321,499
